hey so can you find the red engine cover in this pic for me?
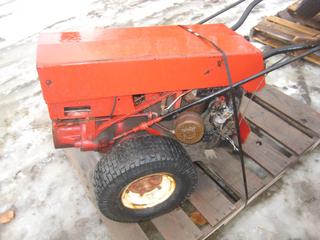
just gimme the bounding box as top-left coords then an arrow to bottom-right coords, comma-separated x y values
37,24 -> 265,120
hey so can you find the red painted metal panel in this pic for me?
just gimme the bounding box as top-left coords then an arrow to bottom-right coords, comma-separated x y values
37,24 -> 265,120
37,24 -> 265,150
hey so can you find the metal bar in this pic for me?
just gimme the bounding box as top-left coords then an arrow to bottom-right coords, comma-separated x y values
197,0 -> 245,24
263,44 -> 317,59
95,91 -> 176,137
231,0 -> 264,31
230,93 -> 248,200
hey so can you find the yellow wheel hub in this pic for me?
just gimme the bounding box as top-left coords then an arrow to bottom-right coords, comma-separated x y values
121,173 -> 176,209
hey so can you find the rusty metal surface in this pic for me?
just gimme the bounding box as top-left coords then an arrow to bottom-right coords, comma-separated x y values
174,111 -> 204,144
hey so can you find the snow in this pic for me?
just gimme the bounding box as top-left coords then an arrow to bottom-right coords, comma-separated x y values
0,0 -> 319,239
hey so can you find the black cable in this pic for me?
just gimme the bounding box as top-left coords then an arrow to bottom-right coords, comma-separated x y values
197,0 -> 245,24
178,25 -> 250,201
162,44 -> 320,119
263,44 -> 317,59
231,0 -> 264,31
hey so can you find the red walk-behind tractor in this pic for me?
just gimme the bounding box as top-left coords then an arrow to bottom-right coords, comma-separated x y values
37,23 -> 264,222
36,0 -> 320,222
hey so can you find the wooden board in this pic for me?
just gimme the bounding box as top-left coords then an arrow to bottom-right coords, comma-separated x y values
152,209 -> 203,240
251,6 -> 320,65
202,147 -> 271,198
243,132 -> 295,176
278,10 -> 320,31
188,169 -> 238,226
65,84 -> 320,240
254,85 -> 320,137
241,96 -> 315,155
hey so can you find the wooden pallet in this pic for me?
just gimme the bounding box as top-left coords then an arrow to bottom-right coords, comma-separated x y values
251,1 -> 320,65
65,85 -> 320,240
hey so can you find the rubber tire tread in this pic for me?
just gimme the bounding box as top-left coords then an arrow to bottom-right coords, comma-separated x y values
93,135 -> 197,222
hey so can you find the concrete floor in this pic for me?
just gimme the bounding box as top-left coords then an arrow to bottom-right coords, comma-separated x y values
0,0 -> 319,239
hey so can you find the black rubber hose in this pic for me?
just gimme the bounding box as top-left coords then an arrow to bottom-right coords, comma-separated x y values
263,44 -> 317,59
231,0 -> 264,31
198,0 -> 246,24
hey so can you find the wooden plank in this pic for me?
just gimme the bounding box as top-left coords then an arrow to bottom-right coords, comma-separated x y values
247,166 -> 289,204
254,19 -> 320,45
203,148 -> 269,198
265,16 -> 320,44
251,1 -> 320,65
152,209 -> 203,240
267,16 -> 320,36
243,132 -> 296,176
241,96 -> 315,155
189,168 -> 238,226
254,20 -> 299,43
252,32 -> 286,48
253,17 -> 320,42
65,149 -> 148,240
278,10 -> 320,31
254,85 -> 320,137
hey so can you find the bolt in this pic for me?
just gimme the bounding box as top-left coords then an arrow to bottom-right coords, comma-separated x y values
46,80 -> 53,86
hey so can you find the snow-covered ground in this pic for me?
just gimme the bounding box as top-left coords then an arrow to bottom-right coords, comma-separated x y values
0,0 -> 319,239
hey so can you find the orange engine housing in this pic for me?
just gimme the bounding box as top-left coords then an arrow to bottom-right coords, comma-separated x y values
36,24 -> 265,151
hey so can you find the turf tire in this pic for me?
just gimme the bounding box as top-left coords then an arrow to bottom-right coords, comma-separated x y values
93,135 -> 197,222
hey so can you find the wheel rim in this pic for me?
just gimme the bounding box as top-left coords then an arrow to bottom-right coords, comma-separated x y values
121,173 -> 176,209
